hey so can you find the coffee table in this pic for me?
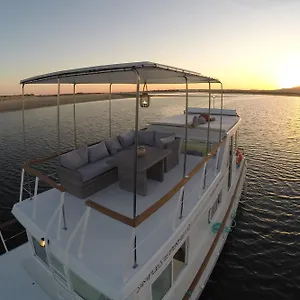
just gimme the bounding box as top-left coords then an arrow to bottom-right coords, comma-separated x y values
114,146 -> 171,195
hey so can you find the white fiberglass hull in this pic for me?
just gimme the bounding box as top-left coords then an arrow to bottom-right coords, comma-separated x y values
187,162 -> 247,300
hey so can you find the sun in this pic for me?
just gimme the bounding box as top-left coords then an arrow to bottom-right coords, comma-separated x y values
277,56 -> 300,88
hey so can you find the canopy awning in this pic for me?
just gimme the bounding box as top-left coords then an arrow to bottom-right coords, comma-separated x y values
20,61 -> 221,85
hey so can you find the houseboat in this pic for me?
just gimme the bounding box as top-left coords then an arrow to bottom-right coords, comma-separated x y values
0,62 -> 247,300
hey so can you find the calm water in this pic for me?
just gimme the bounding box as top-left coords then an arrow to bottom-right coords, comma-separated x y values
0,94 -> 300,299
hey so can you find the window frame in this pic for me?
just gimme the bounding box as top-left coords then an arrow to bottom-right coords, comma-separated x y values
151,239 -> 189,300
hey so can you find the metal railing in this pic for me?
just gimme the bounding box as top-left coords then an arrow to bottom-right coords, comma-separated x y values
0,219 -> 27,255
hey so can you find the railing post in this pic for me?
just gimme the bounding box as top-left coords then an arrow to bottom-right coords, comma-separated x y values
175,187 -> 184,226
214,148 -> 220,176
57,192 -> 67,240
202,162 -> 207,190
32,177 -> 39,219
78,207 -> 90,258
19,168 -> 25,202
0,230 -> 8,253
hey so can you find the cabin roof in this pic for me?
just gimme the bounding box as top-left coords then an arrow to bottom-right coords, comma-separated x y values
20,61 -> 221,85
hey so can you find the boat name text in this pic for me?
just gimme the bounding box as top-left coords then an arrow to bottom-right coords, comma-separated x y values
136,223 -> 191,294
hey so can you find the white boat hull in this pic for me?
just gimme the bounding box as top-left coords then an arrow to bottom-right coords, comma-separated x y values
183,161 -> 247,300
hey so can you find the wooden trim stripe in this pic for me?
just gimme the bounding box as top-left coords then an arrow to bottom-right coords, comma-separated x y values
0,219 -> 18,230
27,153 -> 59,165
27,140 -> 106,166
85,200 -> 135,227
183,162 -> 245,300
135,138 -> 227,226
22,164 -> 66,192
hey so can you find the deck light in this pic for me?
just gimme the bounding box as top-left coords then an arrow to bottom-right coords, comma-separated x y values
140,83 -> 150,107
40,238 -> 46,247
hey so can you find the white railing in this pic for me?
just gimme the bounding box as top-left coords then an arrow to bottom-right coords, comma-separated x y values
0,219 -> 27,255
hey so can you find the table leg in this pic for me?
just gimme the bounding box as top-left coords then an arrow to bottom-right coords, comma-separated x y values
147,159 -> 164,182
118,167 -> 148,196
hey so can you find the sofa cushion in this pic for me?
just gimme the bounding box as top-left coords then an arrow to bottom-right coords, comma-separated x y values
77,157 -> 116,182
138,130 -> 155,146
60,146 -> 88,170
155,132 -> 176,148
118,130 -> 135,148
88,141 -> 109,163
105,136 -> 123,155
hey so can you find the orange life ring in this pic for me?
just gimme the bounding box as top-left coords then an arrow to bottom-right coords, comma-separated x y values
236,149 -> 243,165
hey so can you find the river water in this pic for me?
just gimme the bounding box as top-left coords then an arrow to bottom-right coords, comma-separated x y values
0,94 -> 300,299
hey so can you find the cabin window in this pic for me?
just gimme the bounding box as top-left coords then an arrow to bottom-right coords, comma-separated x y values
152,263 -> 172,300
208,192 -> 222,223
173,241 -> 187,281
181,139 -> 217,157
50,254 -> 66,283
70,271 -> 111,300
228,136 -> 233,190
152,241 -> 188,300
32,237 -> 48,266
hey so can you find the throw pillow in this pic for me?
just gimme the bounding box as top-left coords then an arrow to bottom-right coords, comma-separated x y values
105,136 -> 123,155
60,146 -> 88,170
138,130 -> 155,146
88,141 -> 110,163
118,130 -> 136,148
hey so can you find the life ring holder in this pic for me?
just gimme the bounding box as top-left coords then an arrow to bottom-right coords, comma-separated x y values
236,148 -> 243,167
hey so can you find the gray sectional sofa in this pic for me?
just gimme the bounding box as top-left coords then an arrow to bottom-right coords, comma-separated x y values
59,130 -> 181,199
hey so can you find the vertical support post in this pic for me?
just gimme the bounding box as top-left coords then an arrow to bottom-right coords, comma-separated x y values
109,83 -> 112,137
206,81 -> 211,155
57,78 -> 61,156
32,177 -> 39,219
0,230 -> 8,253
183,77 -> 188,178
62,204 -> 67,230
219,83 -> 224,142
174,187 -> 184,227
19,168 -> 25,202
202,162 -> 207,190
22,84 -> 32,200
132,69 -> 140,268
78,207 -> 90,258
215,148 -> 220,176
21,84 -> 26,158
180,77 -> 189,219
57,192 -> 67,240
73,83 -> 77,149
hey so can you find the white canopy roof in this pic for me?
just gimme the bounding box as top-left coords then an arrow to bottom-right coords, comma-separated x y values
20,61 -> 221,85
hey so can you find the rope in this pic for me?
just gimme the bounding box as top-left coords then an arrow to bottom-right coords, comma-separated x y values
212,219 -> 236,234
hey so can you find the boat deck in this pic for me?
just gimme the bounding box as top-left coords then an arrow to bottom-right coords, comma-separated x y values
12,154 -> 218,298
150,114 -> 239,132
0,243 -> 53,300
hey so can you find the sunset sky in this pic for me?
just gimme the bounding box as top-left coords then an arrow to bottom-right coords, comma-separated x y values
1,0 -> 300,95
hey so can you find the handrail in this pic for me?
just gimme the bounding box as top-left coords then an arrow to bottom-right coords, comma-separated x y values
27,153 -> 59,165
0,218 -> 27,254
134,137 -> 226,226
85,200 -> 135,227
22,164 -> 66,192
27,140 -> 105,166
0,219 -> 18,230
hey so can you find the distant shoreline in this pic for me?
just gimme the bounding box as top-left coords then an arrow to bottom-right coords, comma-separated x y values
1,89 -> 299,113
0,93 -> 134,113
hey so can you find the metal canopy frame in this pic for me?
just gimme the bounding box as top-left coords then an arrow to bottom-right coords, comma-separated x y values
20,62 -> 224,268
